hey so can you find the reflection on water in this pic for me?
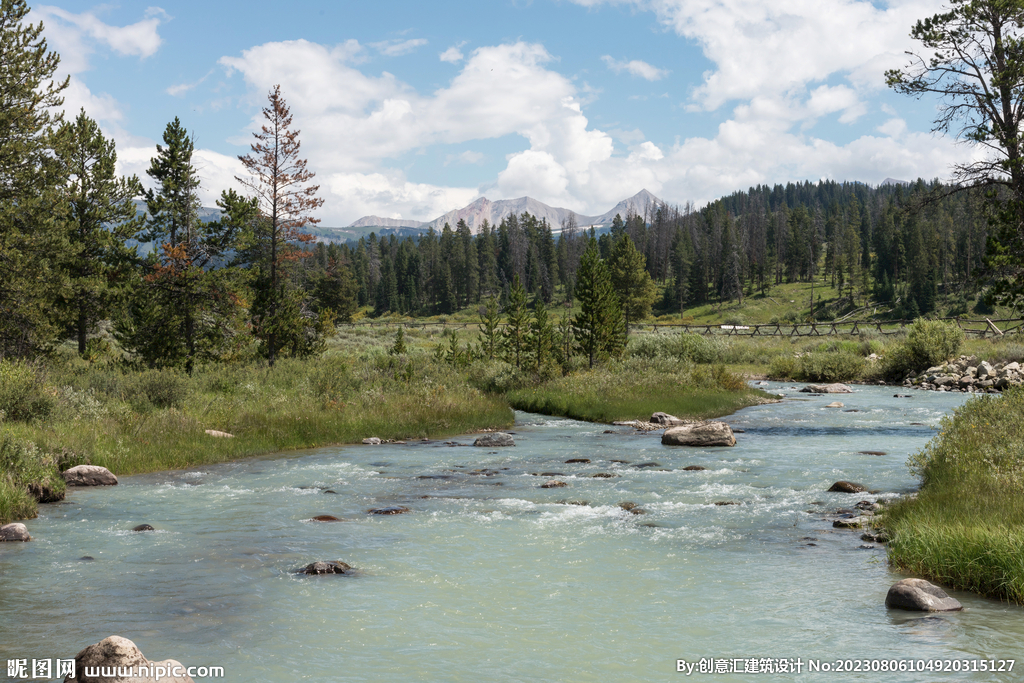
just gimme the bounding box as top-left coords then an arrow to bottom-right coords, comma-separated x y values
1,383 -> 1021,682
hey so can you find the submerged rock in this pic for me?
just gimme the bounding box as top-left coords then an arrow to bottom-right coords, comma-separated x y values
825,401 -> 844,408
885,578 -> 963,612
0,523 -> 31,542
63,465 -> 118,487
540,480 -> 567,488
859,451 -> 886,456
310,515 -> 343,522
368,506 -> 410,515
298,560 -> 354,575
131,524 -> 155,532
65,635 -> 193,682
564,458 -> 590,464
473,432 -> 515,447
682,465 -> 707,471
662,421 -> 736,447
800,383 -> 853,394
591,473 -> 618,478
828,481 -> 867,493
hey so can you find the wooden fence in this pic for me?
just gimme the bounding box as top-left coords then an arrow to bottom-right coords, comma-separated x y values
338,317 -> 1024,338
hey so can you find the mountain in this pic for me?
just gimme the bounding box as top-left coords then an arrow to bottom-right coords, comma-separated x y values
879,177 -> 910,187
348,215 -> 427,229
345,189 -> 664,236
586,189 -> 662,226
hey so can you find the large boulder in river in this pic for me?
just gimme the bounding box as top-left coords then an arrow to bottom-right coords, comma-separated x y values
828,481 -> 867,493
473,432 -> 515,447
885,578 -> 963,612
800,383 -> 853,394
0,523 -> 31,541
64,635 -> 193,682
63,465 -> 117,487
662,421 -> 736,447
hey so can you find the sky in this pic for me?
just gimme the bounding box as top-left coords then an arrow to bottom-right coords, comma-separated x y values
30,0 -> 973,226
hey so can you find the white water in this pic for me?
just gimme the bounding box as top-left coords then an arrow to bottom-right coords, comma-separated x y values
2,384 -> 1022,681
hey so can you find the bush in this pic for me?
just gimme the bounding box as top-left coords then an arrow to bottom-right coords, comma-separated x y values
797,352 -> 865,382
768,355 -> 798,379
0,433 -> 65,521
467,360 -> 530,393
130,369 -> 191,410
626,332 -> 729,364
0,361 -> 53,422
882,319 -> 964,380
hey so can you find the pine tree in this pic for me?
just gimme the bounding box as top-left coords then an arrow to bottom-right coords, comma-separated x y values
117,119 -> 243,373
528,298 -> 555,372
573,241 -> 625,368
54,110 -> 143,355
236,85 -> 324,365
0,0 -> 69,358
502,274 -> 529,368
608,234 -> 656,334
478,295 -> 502,360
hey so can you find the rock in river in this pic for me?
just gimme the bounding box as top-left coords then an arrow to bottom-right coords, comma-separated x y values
800,383 -> 853,394
650,411 -> 688,425
828,481 -> 867,493
131,524 -> 155,532
299,560 -> 354,575
473,432 -> 515,447
540,480 -> 567,488
368,506 -> 410,515
662,421 -> 736,447
0,523 -> 31,542
63,465 -> 118,487
65,635 -> 193,682
885,578 -> 963,612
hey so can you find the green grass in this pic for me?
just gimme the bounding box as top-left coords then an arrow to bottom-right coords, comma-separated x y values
506,357 -> 772,423
882,388 -> 1024,603
0,351 -> 513,524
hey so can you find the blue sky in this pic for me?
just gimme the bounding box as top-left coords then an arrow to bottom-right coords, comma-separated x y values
32,0 -> 969,226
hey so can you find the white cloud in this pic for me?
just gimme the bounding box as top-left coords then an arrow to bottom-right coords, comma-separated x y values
440,43 -> 466,63
601,55 -> 669,81
166,70 -> 214,97
371,38 -> 428,57
34,5 -> 167,67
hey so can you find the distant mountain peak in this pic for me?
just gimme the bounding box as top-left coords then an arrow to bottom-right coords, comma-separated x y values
880,177 -> 910,187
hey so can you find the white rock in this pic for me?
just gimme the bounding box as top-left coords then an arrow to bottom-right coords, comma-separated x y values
63,465 -> 117,487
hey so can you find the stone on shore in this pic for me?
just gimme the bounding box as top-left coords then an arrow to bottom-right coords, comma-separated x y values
204,429 -> 234,438
650,412 -> 688,425
63,465 -> 118,487
800,383 -> 853,394
473,432 -> 515,447
362,437 -> 381,445
0,523 -> 31,542
828,481 -> 867,493
27,481 -> 65,503
885,578 -> 963,612
662,421 -> 736,447
64,635 -> 193,682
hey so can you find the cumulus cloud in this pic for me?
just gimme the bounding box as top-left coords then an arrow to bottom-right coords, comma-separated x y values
601,55 -> 669,81
439,43 -> 466,63
34,5 -> 167,69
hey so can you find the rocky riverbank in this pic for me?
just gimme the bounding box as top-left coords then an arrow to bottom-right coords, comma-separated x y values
903,355 -> 1022,393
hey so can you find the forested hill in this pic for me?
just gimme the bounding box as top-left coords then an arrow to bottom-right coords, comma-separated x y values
300,178 -> 992,322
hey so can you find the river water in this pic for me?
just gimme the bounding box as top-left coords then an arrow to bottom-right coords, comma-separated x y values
2,383 -> 1022,682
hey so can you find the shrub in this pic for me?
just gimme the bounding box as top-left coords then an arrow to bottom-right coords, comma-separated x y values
467,360 -> 530,393
0,361 -> 53,422
882,319 -> 964,380
768,355 -> 798,379
130,369 -> 191,410
677,333 -> 729,363
797,352 -> 865,382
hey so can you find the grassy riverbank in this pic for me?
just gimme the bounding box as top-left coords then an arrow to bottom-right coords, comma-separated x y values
505,357 -> 770,423
883,388 -> 1024,604
0,348 -> 513,524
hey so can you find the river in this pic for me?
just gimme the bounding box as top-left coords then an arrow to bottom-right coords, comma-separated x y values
1,383 -> 1021,681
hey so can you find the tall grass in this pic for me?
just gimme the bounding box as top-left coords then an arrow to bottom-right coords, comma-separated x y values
0,353 -> 513,524
506,356 -> 771,423
884,388 -> 1024,603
